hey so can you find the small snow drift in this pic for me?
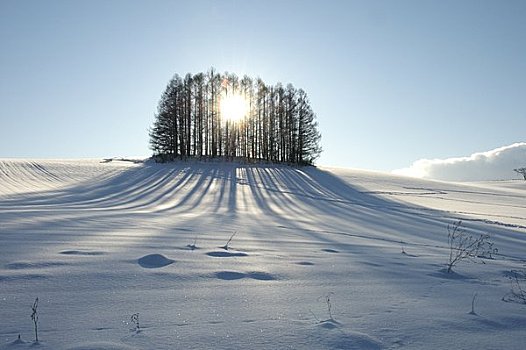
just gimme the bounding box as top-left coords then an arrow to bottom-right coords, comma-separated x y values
137,254 -> 174,268
206,251 -> 248,258
394,142 -> 526,181
307,322 -> 384,350
322,248 -> 339,253
60,250 -> 105,256
6,261 -> 68,270
66,342 -> 138,350
247,271 -> 276,281
8,335 -> 27,345
215,271 -> 245,280
214,271 -> 277,281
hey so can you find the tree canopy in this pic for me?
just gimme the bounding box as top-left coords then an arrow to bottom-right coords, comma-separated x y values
149,68 -> 322,165
514,167 -> 526,180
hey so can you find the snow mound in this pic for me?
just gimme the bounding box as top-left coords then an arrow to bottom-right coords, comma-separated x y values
214,271 -> 277,281
66,342 -> 138,350
322,330 -> 384,350
206,250 -> 248,257
306,321 -> 384,350
8,336 -> 28,345
137,254 -> 174,268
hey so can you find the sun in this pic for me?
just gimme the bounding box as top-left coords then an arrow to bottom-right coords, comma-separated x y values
220,93 -> 248,122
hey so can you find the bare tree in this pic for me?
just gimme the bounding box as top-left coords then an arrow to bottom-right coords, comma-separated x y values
514,167 -> 526,180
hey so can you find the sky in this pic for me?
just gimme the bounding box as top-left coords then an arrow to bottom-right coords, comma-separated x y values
1,0 -> 525,173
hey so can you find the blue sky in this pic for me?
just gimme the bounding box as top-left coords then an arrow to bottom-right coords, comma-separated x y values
1,0 -> 525,171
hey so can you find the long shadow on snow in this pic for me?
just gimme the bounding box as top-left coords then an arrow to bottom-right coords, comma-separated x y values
0,163 -> 241,242
234,165 -> 526,256
1,162 -> 524,259
0,163 -> 235,214
0,163 -> 185,209
239,166 -> 439,248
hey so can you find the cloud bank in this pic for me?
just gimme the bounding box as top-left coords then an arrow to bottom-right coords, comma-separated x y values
393,143 -> 526,181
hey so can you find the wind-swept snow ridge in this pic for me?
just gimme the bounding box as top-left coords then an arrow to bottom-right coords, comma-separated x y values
0,159 -> 136,196
0,159 -> 525,349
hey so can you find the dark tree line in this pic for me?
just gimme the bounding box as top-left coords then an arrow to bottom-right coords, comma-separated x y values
149,68 -> 321,165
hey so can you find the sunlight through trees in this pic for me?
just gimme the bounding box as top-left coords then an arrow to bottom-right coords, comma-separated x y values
149,68 -> 322,165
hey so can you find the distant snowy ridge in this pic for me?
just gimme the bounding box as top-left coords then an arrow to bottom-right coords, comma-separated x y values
0,158 -> 138,196
393,142 -> 526,181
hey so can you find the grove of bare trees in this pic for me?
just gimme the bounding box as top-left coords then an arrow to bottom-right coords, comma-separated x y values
149,68 -> 321,165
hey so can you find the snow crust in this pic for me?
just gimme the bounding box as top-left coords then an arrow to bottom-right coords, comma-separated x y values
1,159 -> 525,349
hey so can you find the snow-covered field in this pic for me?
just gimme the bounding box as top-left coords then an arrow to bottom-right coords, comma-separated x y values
1,159 -> 525,349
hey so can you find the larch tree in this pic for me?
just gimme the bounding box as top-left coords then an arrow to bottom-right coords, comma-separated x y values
149,68 -> 322,165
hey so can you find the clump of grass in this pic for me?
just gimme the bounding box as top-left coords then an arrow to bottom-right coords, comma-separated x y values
468,292 -> 478,315
324,292 -> 335,320
187,236 -> 198,251
502,270 -> 526,304
222,231 -> 237,251
310,292 -> 336,323
30,297 -> 39,342
446,220 -> 496,273
131,313 -> 140,332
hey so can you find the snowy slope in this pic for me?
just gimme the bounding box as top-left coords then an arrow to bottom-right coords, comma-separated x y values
0,159 -> 525,349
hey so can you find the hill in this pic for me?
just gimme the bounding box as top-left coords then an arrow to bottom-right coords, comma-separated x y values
0,159 -> 525,349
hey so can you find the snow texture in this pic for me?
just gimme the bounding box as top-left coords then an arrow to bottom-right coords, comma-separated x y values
137,254 -> 174,268
1,158 -> 525,349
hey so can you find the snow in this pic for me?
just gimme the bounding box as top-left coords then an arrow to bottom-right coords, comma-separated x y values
137,254 -> 174,269
1,159 -> 525,349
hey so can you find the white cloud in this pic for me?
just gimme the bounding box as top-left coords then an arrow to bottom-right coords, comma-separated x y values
393,143 -> 526,181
